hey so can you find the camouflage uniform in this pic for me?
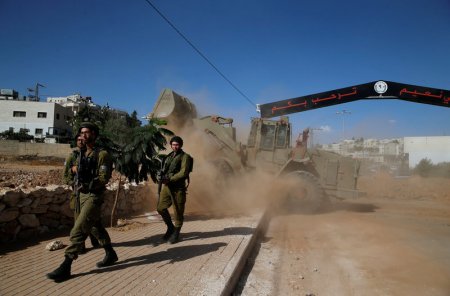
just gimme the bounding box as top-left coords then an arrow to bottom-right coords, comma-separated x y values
63,150 -> 79,210
64,148 -> 112,259
63,148 -> 100,250
157,149 -> 191,227
47,122 -> 117,282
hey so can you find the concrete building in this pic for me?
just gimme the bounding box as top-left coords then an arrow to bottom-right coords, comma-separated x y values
363,138 -> 380,152
47,94 -> 128,120
380,139 -> 403,156
0,100 -> 72,141
321,136 -> 449,170
404,136 -> 450,167
321,143 -> 341,154
0,89 -> 20,100
47,94 -> 100,116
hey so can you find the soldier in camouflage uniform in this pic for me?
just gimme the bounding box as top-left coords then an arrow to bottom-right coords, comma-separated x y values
47,122 -> 118,282
158,136 -> 193,244
63,133 -> 100,253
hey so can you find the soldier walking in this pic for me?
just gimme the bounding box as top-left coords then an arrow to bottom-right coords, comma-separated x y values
47,122 -> 118,282
158,136 -> 193,244
63,133 -> 100,253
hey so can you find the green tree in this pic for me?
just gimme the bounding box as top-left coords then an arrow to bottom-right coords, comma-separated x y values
107,118 -> 173,226
126,111 -> 142,128
413,158 -> 433,177
434,162 -> 450,178
0,129 -> 33,142
115,118 -> 173,183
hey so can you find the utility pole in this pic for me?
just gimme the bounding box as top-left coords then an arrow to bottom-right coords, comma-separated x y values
27,83 -> 45,101
336,110 -> 351,141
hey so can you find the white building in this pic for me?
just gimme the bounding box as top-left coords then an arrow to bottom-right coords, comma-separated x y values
380,139 -> 403,156
363,138 -> 379,151
0,89 -> 20,100
0,100 -> 72,140
47,94 -> 100,116
321,143 -> 341,154
404,136 -> 450,167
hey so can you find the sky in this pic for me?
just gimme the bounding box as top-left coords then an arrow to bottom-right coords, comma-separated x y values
1,0 -> 449,144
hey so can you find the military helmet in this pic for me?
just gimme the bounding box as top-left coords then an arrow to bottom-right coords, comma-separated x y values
78,122 -> 99,135
170,136 -> 183,147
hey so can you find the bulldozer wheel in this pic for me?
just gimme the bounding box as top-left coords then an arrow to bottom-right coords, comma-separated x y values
282,170 -> 328,214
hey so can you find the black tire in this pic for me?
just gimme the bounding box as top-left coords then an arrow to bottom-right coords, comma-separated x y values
282,170 -> 328,214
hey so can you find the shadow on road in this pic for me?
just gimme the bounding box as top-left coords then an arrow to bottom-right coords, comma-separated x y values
73,242 -> 227,278
115,226 -> 254,248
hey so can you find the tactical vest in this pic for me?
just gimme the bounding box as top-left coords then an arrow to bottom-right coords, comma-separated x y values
78,150 -> 97,182
163,150 -> 193,188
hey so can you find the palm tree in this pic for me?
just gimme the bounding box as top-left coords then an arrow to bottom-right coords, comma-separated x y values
109,118 -> 173,226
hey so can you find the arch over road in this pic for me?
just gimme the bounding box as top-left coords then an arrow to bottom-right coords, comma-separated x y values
259,80 -> 450,118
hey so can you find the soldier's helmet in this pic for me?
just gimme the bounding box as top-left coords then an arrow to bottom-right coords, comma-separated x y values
78,122 -> 99,136
170,136 -> 183,147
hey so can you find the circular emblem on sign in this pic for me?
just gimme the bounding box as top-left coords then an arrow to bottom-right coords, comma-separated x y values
374,81 -> 388,94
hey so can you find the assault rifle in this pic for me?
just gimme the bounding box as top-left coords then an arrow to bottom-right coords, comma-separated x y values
156,155 -> 167,207
73,148 -> 86,214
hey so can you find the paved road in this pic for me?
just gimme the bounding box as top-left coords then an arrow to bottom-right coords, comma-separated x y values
1,212 -> 265,296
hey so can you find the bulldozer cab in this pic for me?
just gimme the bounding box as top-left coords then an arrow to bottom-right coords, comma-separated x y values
246,116 -> 292,173
246,116 -> 361,198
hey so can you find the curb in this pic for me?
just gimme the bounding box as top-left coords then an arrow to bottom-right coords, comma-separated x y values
220,210 -> 271,295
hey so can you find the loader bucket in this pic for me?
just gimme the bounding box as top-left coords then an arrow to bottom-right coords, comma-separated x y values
147,88 -> 198,129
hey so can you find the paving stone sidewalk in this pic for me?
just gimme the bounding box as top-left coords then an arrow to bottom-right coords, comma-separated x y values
0,212 -> 266,296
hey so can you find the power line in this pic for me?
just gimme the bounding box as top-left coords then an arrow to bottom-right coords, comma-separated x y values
143,0 -> 256,108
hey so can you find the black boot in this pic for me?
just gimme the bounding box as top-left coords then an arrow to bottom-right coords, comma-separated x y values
89,234 -> 100,249
159,209 -> 175,241
96,244 -> 118,268
169,227 -> 181,244
80,243 -> 87,254
47,255 -> 73,282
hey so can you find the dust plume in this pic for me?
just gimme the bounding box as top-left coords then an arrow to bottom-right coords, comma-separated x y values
358,172 -> 450,202
159,125 -> 309,218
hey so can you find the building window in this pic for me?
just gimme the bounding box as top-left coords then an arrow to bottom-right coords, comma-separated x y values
56,113 -> 60,120
13,111 -> 26,117
37,112 -> 47,118
35,128 -> 43,135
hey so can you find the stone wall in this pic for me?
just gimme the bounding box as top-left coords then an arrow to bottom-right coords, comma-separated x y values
0,140 -> 72,158
0,182 -> 154,242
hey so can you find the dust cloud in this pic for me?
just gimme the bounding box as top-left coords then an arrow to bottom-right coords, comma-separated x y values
358,172 -> 450,202
157,124 -> 304,218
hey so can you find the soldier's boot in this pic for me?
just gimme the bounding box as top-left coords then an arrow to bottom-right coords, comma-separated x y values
80,243 -> 87,254
46,255 -> 73,282
169,227 -> 181,244
96,244 -> 118,268
89,234 -> 100,249
159,209 -> 175,241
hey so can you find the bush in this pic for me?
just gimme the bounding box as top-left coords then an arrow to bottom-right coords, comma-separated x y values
0,130 -> 34,142
413,158 -> 450,178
